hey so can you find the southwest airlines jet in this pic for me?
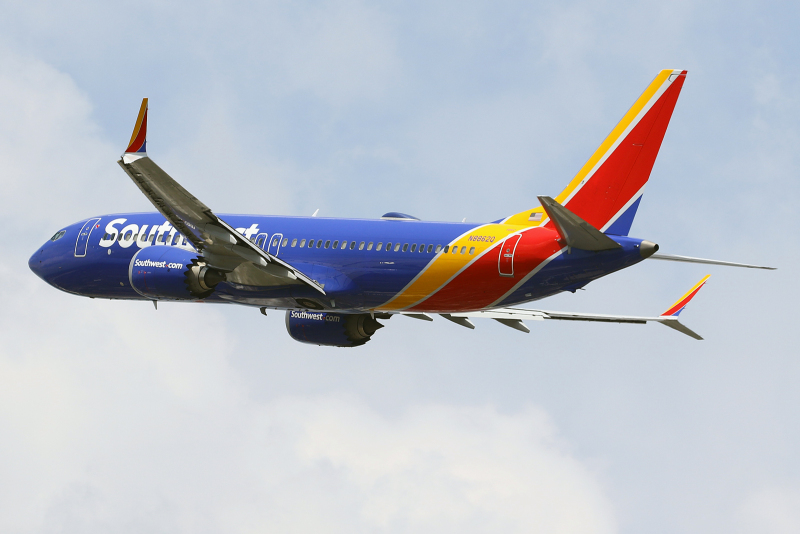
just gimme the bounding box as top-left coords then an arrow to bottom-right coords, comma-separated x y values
29,70 -> 774,346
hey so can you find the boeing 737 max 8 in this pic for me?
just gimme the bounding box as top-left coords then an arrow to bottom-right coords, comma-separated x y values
29,70 -> 774,346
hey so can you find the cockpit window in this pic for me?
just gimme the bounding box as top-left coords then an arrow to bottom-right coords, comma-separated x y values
50,230 -> 66,241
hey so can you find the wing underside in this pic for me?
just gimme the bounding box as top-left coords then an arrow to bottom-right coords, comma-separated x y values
426,275 -> 712,340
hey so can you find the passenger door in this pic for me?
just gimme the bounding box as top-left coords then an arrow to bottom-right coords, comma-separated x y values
74,218 -> 101,257
498,234 -> 521,277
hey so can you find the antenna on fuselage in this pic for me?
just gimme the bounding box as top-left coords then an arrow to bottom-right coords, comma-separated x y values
312,209 -> 319,217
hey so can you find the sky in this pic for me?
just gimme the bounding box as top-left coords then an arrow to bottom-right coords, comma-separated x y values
1,0 -> 798,532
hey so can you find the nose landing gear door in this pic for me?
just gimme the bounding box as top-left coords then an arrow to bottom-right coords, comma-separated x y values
75,218 -> 101,257
498,234 -> 521,277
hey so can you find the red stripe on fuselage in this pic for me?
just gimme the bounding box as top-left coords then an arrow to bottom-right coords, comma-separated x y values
409,227 -> 562,312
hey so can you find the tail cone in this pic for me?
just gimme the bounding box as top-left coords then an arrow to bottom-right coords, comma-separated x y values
639,241 -> 659,258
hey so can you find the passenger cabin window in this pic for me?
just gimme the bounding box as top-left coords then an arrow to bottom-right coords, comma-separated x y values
300,239 -> 306,248
308,240 -> 315,248
367,242 -> 374,250
341,241 -> 347,249
452,246 -> 458,254
359,242 -> 365,250
402,243 -> 409,252
316,240 -> 323,248
376,242 -> 383,251
271,237 -> 279,247
394,243 -> 401,252
419,244 -> 425,253
460,246 -> 467,254
386,242 -> 392,251
443,245 -> 449,253
324,240 -> 331,249
256,235 -> 266,248
291,238 -> 297,247
427,244 -> 433,253
282,238 -> 288,246
469,247 -> 476,255
333,240 -> 340,249
410,244 -> 417,252
349,241 -> 356,250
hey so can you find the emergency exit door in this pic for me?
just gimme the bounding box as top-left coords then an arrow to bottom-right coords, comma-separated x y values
498,234 -> 521,277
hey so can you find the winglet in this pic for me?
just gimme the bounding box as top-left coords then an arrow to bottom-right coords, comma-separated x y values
656,275 -> 710,340
125,98 -> 148,154
661,275 -> 710,317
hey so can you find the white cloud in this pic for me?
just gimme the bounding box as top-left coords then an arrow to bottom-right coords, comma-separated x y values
0,47 -> 125,230
737,488 -> 800,534
0,278 -> 615,533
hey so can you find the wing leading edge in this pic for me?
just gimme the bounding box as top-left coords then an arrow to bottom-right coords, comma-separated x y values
117,99 -> 325,294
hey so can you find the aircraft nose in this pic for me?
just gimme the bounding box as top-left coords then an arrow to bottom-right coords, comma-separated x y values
29,247 -> 46,280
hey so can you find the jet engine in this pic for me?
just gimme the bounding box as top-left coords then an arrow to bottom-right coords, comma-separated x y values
285,310 -> 385,347
129,245 -> 226,300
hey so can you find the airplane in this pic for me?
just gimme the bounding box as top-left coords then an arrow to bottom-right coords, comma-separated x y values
28,69 -> 775,346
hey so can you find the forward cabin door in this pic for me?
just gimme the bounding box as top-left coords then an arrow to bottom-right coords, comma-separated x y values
74,218 -> 101,257
498,234 -> 521,277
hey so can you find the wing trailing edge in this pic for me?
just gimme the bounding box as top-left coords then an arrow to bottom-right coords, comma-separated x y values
434,275 -> 712,340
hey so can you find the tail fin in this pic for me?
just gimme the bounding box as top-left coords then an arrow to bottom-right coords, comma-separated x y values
503,70 -> 687,235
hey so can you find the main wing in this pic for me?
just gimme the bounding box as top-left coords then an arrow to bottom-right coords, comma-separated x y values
117,99 -> 324,294
432,275 -> 711,340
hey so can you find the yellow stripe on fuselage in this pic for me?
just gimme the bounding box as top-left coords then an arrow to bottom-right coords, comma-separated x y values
502,70 -> 675,227
377,224 -> 521,311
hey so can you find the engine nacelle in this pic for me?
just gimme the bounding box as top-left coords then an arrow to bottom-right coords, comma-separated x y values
129,246 -> 226,300
285,310 -> 384,347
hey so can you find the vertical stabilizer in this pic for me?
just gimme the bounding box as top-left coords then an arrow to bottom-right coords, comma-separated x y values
503,70 -> 687,235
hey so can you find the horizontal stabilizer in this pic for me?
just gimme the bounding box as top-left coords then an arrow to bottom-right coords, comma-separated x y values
537,196 -> 621,251
650,253 -> 775,270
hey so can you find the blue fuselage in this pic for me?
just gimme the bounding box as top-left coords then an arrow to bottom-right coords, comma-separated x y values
30,213 -> 649,312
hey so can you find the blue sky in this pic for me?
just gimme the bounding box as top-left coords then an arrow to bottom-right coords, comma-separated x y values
1,1 -> 798,532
